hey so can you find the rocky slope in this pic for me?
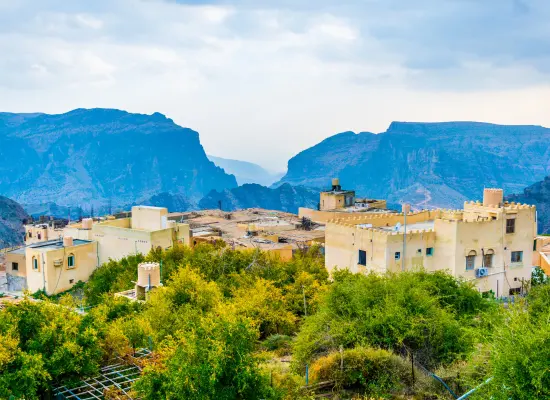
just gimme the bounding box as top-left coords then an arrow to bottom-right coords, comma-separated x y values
274,122 -> 550,208
199,183 -> 319,214
507,176 -> 550,234
208,155 -> 283,186
0,109 -> 237,208
0,196 -> 29,248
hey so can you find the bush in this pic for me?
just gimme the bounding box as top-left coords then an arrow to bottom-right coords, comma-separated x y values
263,334 -> 293,356
309,346 -> 415,395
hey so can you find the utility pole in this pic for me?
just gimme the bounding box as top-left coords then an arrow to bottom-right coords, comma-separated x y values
302,285 -> 307,317
402,203 -> 410,272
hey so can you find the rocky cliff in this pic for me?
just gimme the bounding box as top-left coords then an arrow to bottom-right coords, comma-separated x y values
274,122 -> 550,208
507,176 -> 550,234
0,196 -> 29,248
199,183 -> 319,214
0,109 -> 237,208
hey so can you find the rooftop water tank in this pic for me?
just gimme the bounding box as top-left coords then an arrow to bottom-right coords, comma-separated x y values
483,188 -> 503,207
63,236 -> 74,247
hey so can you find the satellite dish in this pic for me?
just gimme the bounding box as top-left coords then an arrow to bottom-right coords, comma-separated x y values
394,222 -> 401,231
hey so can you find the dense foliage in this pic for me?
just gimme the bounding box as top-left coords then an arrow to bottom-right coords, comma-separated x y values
1,242 -> 548,399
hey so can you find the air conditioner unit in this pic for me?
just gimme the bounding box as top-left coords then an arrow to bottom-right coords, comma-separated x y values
476,267 -> 489,278
53,259 -> 63,268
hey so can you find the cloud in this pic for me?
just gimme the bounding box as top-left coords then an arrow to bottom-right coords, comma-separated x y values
0,0 -> 549,170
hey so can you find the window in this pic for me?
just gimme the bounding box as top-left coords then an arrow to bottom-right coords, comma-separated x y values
466,250 -> 476,270
417,249 -> 422,254
394,252 -> 401,260
358,250 -> 367,266
32,257 -> 39,271
509,287 -> 521,295
426,247 -> 434,256
534,240 -> 538,251
511,251 -> 523,263
12,262 -> 18,271
69,279 -> 75,284
506,218 -> 515,234
67,254 -> 75,269
37,232 -> 41,240
28,231 -> 32,238
483,249 -> 494,268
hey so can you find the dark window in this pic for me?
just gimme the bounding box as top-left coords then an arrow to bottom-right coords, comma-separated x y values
67,255 -> 75,268
28,231 -> 32,238
12,262 -> 18,271
417,249 -> 422,254
511,251 -> 523,263
394,252 -> 401,260
69,279 -> 75,284
426,248 -> 434,256
33,257 -> 38,271
509,287 -> 521,295
534,240 -> 537,251
358,250 -> 367,266
37,232 -> 41,240
483,254 -> 494,268
506,218 -> 515,234
466,255 -> 475,270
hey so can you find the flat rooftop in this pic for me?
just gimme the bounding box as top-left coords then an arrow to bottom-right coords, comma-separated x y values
9,239 -> 92,253
361,220 -> 435,233
169,208 -> 325,250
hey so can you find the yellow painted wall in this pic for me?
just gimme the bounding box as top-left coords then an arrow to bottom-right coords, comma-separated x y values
5,252 -> 26,278
325,203 -> 536,296
25,241 -> 98,295
131,206 -> 168,231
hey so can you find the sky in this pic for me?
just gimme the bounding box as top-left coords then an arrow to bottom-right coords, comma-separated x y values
1,0 -> 549,171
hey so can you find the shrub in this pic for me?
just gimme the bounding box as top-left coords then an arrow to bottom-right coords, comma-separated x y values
309,346 -> 414,395
263,334 -> 293,356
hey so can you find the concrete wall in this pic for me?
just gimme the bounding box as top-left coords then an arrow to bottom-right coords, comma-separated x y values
131,206 -> 168,231
25,241 -> 98,295
25,225 -> 63,244
325,203 -> 536,296
4,251 -> 26,278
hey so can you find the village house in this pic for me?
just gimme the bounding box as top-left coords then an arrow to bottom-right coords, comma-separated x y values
299,178 -> 389,223
325,188 -> 537,297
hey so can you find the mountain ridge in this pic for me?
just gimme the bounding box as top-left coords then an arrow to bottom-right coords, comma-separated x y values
0,108 -> 237,208
274,121 -> 550,208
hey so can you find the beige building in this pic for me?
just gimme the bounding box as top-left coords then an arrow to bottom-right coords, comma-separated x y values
325,189 -> 537,297
300,178 -> 388,223
534,236 -> 550,276
84,206 -> 190,266
25,220 -> 65,244
4,237 -> 98,295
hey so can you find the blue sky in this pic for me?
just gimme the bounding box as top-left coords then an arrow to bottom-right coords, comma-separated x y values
0,0 -> 549,170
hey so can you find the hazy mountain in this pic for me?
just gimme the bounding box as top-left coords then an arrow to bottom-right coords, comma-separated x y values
199,183 -> 319,214
0,108 -> 237,208
274,122 -> 550,208
126,192 -> 197,213
0,196 -> 29,249
207,155 -> 284,186
507,176 -> 550,234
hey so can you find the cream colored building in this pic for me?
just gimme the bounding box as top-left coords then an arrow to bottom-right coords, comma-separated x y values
325,189 -> 537,297
534,236 -> 550,276
5,237 -> 98,295
300,178 -> 388,223
25,221 -> 64,244
84,206 -> 190,266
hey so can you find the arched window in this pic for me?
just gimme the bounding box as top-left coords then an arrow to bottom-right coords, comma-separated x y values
32,256 -> 39,271
483,249 -> 494,268
67,254 -> 75,269
466,250 -> 476,270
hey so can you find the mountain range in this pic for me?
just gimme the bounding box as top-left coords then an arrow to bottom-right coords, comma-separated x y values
199,183 -> 319,214
274,122 -> 550,209
0,196 -> 29,248
0,109 -> 237,209
507,176 -> 550,234
207,155 -> 283,187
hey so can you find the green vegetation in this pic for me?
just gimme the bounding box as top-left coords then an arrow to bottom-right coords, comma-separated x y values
0,242 -> 548,399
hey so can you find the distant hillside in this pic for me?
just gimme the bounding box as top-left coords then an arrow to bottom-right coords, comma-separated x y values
274,122 -> 550,209
0,196 -> 29,248
208,155 -> 283,186
126,192 -> 196,213
199,183 -> 319,214
507,176 -> 550,234
0,109 -> 237,208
